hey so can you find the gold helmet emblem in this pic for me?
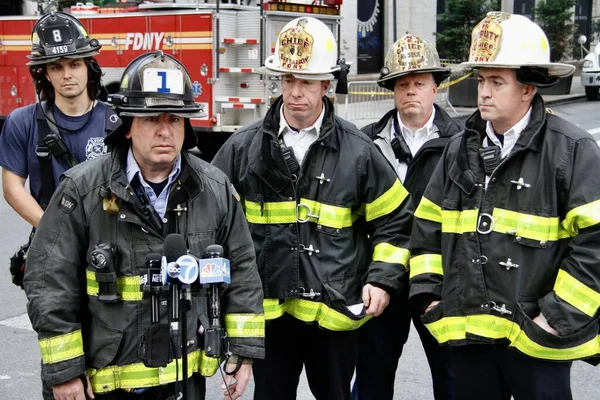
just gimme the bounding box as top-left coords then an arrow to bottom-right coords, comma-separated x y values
278,18 -> 314,72
377,34 -> 450,90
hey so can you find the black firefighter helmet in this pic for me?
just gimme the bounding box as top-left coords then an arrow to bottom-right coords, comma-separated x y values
27,11 -> 101,66
105,51 -> 206,150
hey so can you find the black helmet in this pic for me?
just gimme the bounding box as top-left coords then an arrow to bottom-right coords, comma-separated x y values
105,51 -> 206,149
27,12 -> 101,66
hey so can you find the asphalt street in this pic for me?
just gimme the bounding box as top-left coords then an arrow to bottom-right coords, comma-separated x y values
0,100 -> 600,399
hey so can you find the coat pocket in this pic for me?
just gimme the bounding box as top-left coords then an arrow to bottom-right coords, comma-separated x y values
85,317 -> 123,369
322,283 -> 366,321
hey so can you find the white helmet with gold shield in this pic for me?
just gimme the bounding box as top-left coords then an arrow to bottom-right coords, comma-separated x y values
377,34 -> 450,91
257,17 -> 340,81
462,12 -> 575,86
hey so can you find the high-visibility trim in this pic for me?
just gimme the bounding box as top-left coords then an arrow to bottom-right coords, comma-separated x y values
263,299 -> 286,320
415,196 -> 443,224
86,271 -> 143,301
493,208 -> 571,241
39,330 -> 84,365
263,298 -> 371,331
224,314 -> 266,337
298,199 -> 355,229
554,269 -> 600,317
562,199 -> 600,237
441,209 -> 478,234
364,180 -> 408,222
409,254 -> 443,279
244,200 -> 296,224
425,314 -> 600,361
88,350 -> 220,393
372,243 -> 410,266
243,199 -> 356,229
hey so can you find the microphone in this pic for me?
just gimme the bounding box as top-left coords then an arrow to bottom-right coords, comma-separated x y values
199,244 -> 230,357
163,233 -> 188,359
140,253 -> 162,324
199,244 -> 231,285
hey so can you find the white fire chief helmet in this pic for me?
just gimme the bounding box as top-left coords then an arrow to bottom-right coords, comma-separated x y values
462,12 -> 575,79
257,17 -> 340,80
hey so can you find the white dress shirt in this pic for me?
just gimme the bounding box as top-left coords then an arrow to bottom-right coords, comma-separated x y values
278,105 -> 326,166
391,107 -> 439,182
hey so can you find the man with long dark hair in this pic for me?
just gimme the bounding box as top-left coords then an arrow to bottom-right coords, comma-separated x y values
0,12 -> 118,288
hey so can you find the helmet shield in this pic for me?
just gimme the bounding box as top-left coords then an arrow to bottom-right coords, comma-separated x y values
256,17 -> 340,80
107,51 -> 206,118
377,34 -> 450,90
461,12 -> 575,80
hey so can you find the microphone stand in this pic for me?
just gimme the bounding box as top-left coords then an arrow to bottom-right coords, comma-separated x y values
180,285 -> 192,399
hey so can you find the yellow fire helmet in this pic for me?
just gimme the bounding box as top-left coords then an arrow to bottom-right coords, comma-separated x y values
377,34 -> 451,91
256,17 -> 340,81
462,12 -> 575,78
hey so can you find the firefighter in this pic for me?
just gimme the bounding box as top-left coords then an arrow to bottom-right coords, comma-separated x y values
409,12 -> 600,400
353,34 -> 462,400
212,17 -> 413,400
0,11 -> 119,288
24,51 -> 265,400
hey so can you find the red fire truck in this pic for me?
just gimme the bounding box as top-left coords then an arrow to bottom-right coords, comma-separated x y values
0,0 -> 342,157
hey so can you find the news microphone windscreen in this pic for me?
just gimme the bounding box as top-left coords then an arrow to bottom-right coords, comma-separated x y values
163,234 -> 187,262
204,244 -> 224,257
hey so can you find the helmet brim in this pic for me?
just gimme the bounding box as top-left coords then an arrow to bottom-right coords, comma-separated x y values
117,106 -> 207,119
377,68 -> 452,91
255,55 -> 340,81
460,61 -> 575,78
105,116 -> 198,150
26,50 -> 100,66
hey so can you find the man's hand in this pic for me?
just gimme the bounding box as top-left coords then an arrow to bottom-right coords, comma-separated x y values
222,362 -> 252,400
362,284 -> 390,316
425,300 -> 440,314
52,376 -> 94,400
533,313 -> 559,336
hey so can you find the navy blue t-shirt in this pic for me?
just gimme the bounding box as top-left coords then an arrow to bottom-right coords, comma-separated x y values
0,102 -> 110,204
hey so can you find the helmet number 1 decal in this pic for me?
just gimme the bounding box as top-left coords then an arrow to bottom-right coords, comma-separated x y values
52,29 -> 62,43
143,68 -> 184,95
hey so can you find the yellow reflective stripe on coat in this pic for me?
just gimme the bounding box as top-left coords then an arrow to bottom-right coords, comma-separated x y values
263,298 -> 371,331
415,196 -> 442,223
244,201 -> 296,224
224,314 -> 265,337
441,209 -> 478,234
297,199 -> 354,228
425,314 -> 600,361
562,199 -> 600,236
263,298 -> 285,320
86,270 -> 143,301
410,254 -> 443,279
244,199 -> 355,229
554,270 -> 600,317
88,350 -> 220,393
39,330 -> 84,364
372,243 -> 410,266
492,208 -> 571,241
365,180 -> 408,222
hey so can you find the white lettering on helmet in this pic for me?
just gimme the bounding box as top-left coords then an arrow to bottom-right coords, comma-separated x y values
124,32 -> 165,51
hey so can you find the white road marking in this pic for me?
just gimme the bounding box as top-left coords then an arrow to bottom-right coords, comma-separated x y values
588,127 -> 600,135
0,375 -> 10,380
0,313 -> 33,332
